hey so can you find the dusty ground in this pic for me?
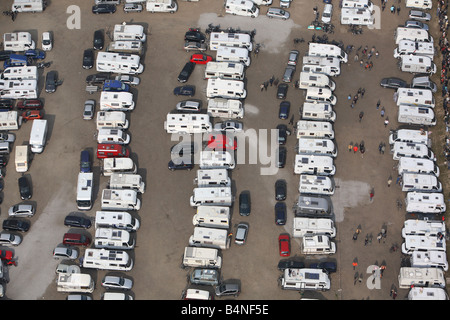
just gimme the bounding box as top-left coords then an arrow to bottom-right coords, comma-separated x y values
0,0 -> 444,302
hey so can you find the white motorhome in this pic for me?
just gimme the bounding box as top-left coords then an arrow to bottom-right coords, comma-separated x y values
342,0 -> 374,9
109,173 -> 145,193
297,138 -> 338,158
192,206 -> 230,229
395,88 -> 434,108
299,72 -> 336,90
100,92 -> 135,112
340,8 -> 375,25
281,268 -> 331,291
301,235 -> 336,254
209,32 -> 253,51
398,267 -> 445,289
199,151 -> 235,169
14,145 -> 28,172
402,235 -> 446,255
224,0 -> 259,18
308,43 -> 348,63
298,174 -> 335,195
11,0 -> 45,12
164,113 -> 212,134
302,56 -> 341,76
398,157 -> 439,177
95,211 -> 140,231
96,52 -> 144,75
302,64 -> 340,78
301,102 -> 336,122
206,78 -> 246,99
101,189 -> 141,211
405,192 -> 446,214
207,98 -> 244,119
391,141 -> 434,161
182,247 -> 222,269
29,119 -> 47,153
394,40 -> 435,60
395,27 -> 433,44
294,154 -> 336,176
305,87 -> 337,105
216,46 -> 251,67
194,169 -> 231,187
405,0 -> 432,10
183,289 -> 212,300
96,111 -> 129,130
401,173 -> 442,192
0,111 -> 21,131
3,32 -> 35,51
204,62 -> 245,80
146,0 -> 178,13
0,79 -> 37,99
1,66 -> 38,80
83,248 -> 134,271
102,158 -> 137,176
293,195 -> 332,217
113,23 -> 146,42
296,120 -> 334,139
389,129 -> 429,146
56,274 -> 94,293
292,217 -> 336,238
189,227 -> 230,250
76,172 -> 94,211
408,287 -> 449,300
251,0 -> 272,5
97,128 -> 131,145
94,228 -> 135,250
189,187 -> 233,207
402,219 -> 446,238
410,251 -> 448,271
107,41 -> 144,55
399,55 -> 436,74
397,105 -> 436,126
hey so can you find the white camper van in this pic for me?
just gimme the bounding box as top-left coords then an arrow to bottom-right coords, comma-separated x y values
302,56 -> 341,76
398,267 -> 445,289
29,119 -> 47,153
224,0 -> 259,18
399,55 -> 436,74
281,268 -> 331,291
402,219 -> 446,238
405,192 -> 446,214
57,274 -> 94,293
206,78 -> 247,99
297,138 -> 338,158
0,66 -> 38,81
204,62 -> 245,80
209,32 -> 253,51
11,0 -> 45,12
292,217 -> 336,238
194,169 -> 231,187
207,98 -> 244,119
107,41 -> 144,55
395,27 -> 433,44
14,145 -> 28,172
102,158 -> 137,176
164,113 -> 212,134
410,251 -> 448,271
308,43 -> 348,63
101,189 -> 141,211
0,111 -> 20,131
0,79 -> 38,99
3,32 -> 35,51
192,206 -> 230,229
100,92 -> 135,111
113,23 -> 146,42
94,228 -> 135,250
402,235 -> 446,255
96,111 -> 129,130
293,195 -> 332,217
340,8 -> 375,25
294,154 -> 336,176
182,247 -> 222,269
389,129 -> 429,146
341,0 -> 374,10
97,129 -> 130,145
190,187 -> 233,207
401,173 -> 442,192
391,141 -> 434,161
146,0 -> 178,13
299,72 -> 336,90
76,172 -> 94,211
296,120 -> 334,139
298,174 -> 335,195
216,46 -> 251,67
408,287 -> 449,300
395,88 -> 434,108
398,157 -> 439,177
95,211 -> 140,231
405,0 -> 432,10
189,227 -> 230,250
96,52 -> 144,75
83,248 -> 133,271
305,87 -> 337,105
301,102 -> 336,122
199,151 -> 235,169
397,105 -> 436,126
109,173 -> 145,193
301,235 -> 336,254
394,40 -> 435,60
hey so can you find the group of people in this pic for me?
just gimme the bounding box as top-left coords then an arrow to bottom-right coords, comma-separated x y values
380,0 -> 401,14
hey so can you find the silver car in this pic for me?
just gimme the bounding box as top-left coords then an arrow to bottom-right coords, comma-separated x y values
176,100 -> 201,112
124,3 -> 143,12
101,275 -> 133,290
184,41 -> 207,52
408,10 -> 431,21
267,8 -> 290,20
282,65 -> 296,83
53,246 -> 78,260
115,75 -> 140,86
83,100 -> 95,120
404,20 -> 429,31
214,121 -> 243,132
235,222 -> 249,245
0,232 -> 22,246
288,50 -> 299,66
0,133 -> 15,143
8,203 -> 35,217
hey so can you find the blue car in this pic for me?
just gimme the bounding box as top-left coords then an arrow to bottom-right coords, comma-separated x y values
279,101 -> 290,119
24,49 -> 46,60
102,80 -> 130,92
80,150 -> 91,173
309,261 -> 337,274
3,54 -> 28,68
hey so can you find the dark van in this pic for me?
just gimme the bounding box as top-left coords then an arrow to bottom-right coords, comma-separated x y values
63,233 -> 91,247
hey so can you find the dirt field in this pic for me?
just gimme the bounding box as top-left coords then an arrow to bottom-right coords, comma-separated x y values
0,0 -> 444,301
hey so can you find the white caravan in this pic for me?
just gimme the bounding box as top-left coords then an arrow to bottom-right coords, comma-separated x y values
302,56 -> 341,76
405,0 -> 432,10
199,151 -> 235,169
296,120 -> 335,139
342,0 -> 374,10
297,138 -> 338,158
101,189 -> 141,211
164,113 -> 212,134
301,235 -> 336,254
224,0 -> 259,18
102,158 -> 137,176
410,251 -> 448,271
340,8 -> 375,25
192,206 -> 230,229
29,119 -> 47,153
95,211 -> 140,231
401,173 -> 442,192
292,217 -> 336,238
194,169 -> 231,187
402,219 -> 446,238
308,43 -> 348,63
56,274 -> 94,293
189,227 -> 230,250
397,105 -> 436,126
395,27 -> 433,45
209,32 -> 253,51
96,52 -> 144,74
402,235 -> 446,255
182,247 -> 222,269
97,129 -> 131,145
76,172 -> 94,211
408,287 -> 449,300
94,228 -> 135,250
398,157 -> 439,177
298,174 -> 335,195
391,141 -> 434,161
216,46 -> 251,67
146,0 -> 178,13
399,55 -> 436,74
204,62 -> 245,80
207,98 -> 244,119
109,173 -> 145,193
83,248 -> 133,271
190,187 -> 233,207
294,154 -> 336,176
305,87 -> 337,105
389,129 -> 429,146
14,145 -> 28,172
100,92 -> 135,111
0,111 -> 21,131
107,41 -> 144,55
3,32 -> 35,51
281,268 -> 331,291
96,111 -> 129,130
299,72 -> 336,90
301,102 -> 336,122
1,66 -> 38,81
11,0 -> 45,12
0,79 -> 37,99
394,40 -> 435,60
206,78 -> 246,99
398,267 -> 445,289
405,192 -> 446,214
113,23 -> 146,42
395,88 -> 434,108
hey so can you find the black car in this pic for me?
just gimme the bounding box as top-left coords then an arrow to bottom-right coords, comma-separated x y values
277,259 -> 305,271
174,85 -> 195,97
275,202 -> 287,225
309,261 -> 337,274
277,146 -> 286,168
279,101 -> 290,119
0,99 -> 14,110
64,214 -> 92,229
45,70 -> 61,93
18,176 -> 32,200
239,191 -> 251,216
184,30 -> 206,43
380,77 -> 408,89
0,155 -> 7,168
177,62 -> 195,83
93,30 -> 104,50
275,179 -> 287,201
83,49 -> 94,69
86,73 -> 111,85
3,218 -> 30,232
0,50 -> 13,61
92,4 -> 116,14
168,156 -> 194,171
276,124 -> 290,145
277,83 -> 288,99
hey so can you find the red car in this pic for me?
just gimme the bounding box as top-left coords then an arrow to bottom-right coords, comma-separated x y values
96,143 -> 130,159
278,234 -> 290,257
206,133 -> 237,151
17,99 -> 43,110
190,53 -> 213,65
22,110 -> 44,121
0,249 -> 14,261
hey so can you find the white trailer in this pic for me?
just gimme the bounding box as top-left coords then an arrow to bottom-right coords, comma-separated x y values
296,120 -> 334,139
96,52 -> 144,75
83,249 -> 133,271
224,0 -> 259,18
209,32 -> 253,51
194,169 -> 231,187
109,173 -> 145,193
94,228 -> 135,250
192,206 -> 230,229
3,32 -> 35,51
398,267 -> 445,289
190,187 -> 233,207
1,66 -> 38,81
308,43 -> 348,63
204,62 -> 245,80
281,268 -> 331,291
12,0 -> 45,12
206,78 -> 246,99
96,111 -> 129,130
207,98 -> 244,119
113,23 -> 146,42
76,172 -> 94,211
29,119 -> 47,153
405,192 -> 446,214
14,145 -> 28,172
101,189 -> 141,211
95,211 -> 140,231
146,0 -> 178,13
294,154 -> 336,176
0,79 -> 38,99
292,217 -> 336,238
164,113 -> 212,134
301,102 -> 336,122
102,158 -> 137,176
397,105 -> 436,126
56,274 -> 94,293
189,227 -> 230,250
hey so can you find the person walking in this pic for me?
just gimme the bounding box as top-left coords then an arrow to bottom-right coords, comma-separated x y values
384,117 -> 389,127
360,142 -> 365,158
376,99 -> 380,109
381,107 -> 385,117
353,144 -> 358,153
387,175 -> 393,187
348,142 -> 353,152
260,83 -> 264,91
359,111 -> 364,122
361,88 -> 365,98
270,75 -> 274,86
397,6 -> 401,15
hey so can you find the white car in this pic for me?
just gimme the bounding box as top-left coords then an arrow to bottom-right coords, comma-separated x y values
0,233 -> 22,246
214,121 -> 243,132
101,276 -> 133,290
115,75 -> 140,86
8,203 -> 35,217
42,32 -> 52,51
266,7 -> 290,20
321,4 -> 333,24
83,100 -> 95,120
